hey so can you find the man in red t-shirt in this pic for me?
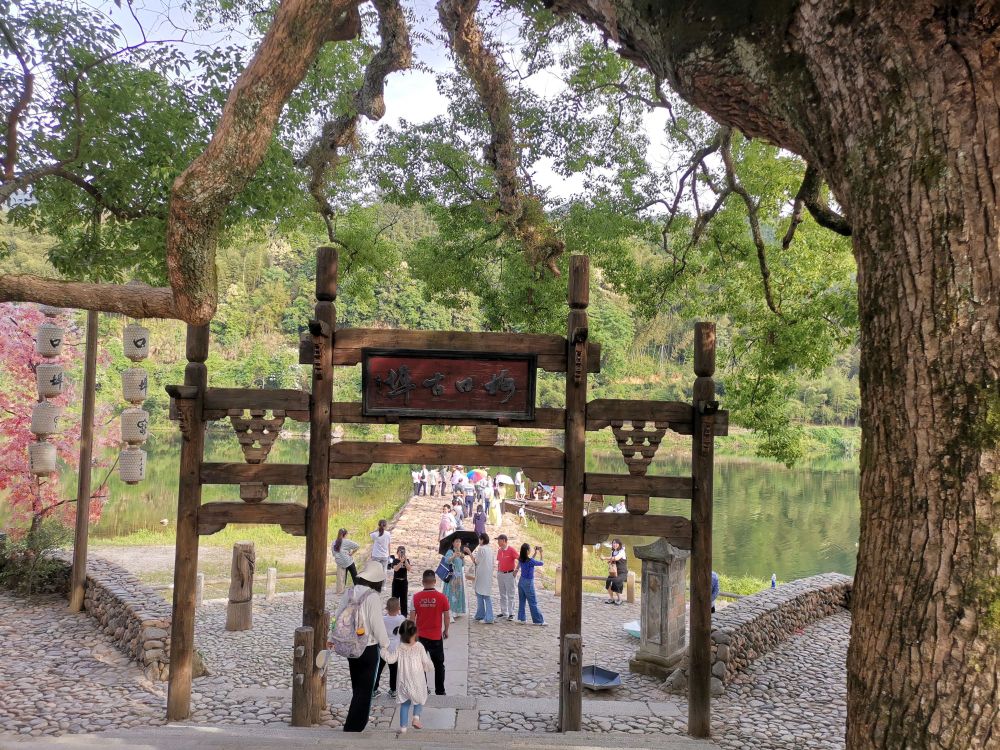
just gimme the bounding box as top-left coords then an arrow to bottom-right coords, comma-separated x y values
496,534 -> 519,620
410,569 -> 450,695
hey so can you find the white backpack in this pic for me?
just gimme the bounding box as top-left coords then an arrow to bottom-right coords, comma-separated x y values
330,587 -> 374,658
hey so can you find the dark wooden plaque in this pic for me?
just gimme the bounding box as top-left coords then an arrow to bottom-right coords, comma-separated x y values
361,349 -> 537,420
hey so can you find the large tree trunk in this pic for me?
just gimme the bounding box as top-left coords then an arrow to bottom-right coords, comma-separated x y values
548,1 -> 1000,746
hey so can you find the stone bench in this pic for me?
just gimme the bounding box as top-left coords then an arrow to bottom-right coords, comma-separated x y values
53,553 -> 175,681
665,572 -> 852,696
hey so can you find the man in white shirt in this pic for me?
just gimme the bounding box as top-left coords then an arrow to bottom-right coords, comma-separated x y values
468,533 -> 495,624
370,519 -> 391,572
428,467 -> 440,496
411,469 -> 420,497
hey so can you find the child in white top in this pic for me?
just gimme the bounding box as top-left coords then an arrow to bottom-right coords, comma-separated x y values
375,598 -> 407,697
380,619 -> 434,735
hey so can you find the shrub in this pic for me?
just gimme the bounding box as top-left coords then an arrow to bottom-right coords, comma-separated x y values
0,521 -> 71,597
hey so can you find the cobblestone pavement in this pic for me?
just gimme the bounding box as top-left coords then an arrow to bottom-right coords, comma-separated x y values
1,493 -> 848,748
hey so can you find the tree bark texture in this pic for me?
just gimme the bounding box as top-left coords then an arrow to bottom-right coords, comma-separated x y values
164,0 -> 362,325
225,541 -> 255,632
0,274 -> 181,319
546,1 -> 1000,746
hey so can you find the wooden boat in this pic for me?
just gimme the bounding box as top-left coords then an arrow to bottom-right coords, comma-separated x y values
502,495 -> 604,528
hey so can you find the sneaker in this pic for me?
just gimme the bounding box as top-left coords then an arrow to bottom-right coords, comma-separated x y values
517,619 -> 527,625
507,614 -> 514,621
388,689 -> 397,699
372,688 -> 384,698
534,621 -> 549,626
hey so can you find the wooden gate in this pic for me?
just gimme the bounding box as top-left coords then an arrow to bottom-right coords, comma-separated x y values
164,247 -> 727,736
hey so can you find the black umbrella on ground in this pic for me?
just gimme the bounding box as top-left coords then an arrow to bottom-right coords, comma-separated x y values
438,530 -> 480,556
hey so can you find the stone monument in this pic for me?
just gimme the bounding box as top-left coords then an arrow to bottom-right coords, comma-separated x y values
629,537 -> 689,679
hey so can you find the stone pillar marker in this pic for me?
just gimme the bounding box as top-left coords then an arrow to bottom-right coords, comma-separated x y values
629,537 -> 689,679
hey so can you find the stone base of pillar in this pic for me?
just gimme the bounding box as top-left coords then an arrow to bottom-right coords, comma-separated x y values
629,649 -> 685,680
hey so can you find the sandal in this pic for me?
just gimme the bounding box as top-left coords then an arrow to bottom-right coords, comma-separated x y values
412,718 -> 423,730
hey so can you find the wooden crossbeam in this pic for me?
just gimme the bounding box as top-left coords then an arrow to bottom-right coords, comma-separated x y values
583,512 -> 692,547
329,401 -> 566,430
321,327 -> 601,373
202,388 -> 311,422
198,502 -> 307,536
584,472 -> 693,499
200,463 -> 308,486
330,441 -> 565,484
585,399 -> 729,435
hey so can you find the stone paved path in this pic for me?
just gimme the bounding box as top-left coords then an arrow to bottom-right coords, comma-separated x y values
0,493 -> 848,748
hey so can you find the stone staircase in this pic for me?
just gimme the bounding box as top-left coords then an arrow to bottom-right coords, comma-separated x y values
1,723 -> 719,749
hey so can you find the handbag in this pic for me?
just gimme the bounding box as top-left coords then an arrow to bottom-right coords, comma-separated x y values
436,556 -> 454,583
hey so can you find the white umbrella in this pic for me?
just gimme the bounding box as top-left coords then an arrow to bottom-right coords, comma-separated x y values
495,474 -> 514,485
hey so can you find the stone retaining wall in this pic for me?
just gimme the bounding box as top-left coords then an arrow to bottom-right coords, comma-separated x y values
665,572 -> 852,696
53,553 -> 174,681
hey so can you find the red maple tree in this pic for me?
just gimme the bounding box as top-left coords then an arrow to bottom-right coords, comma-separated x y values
0,303 -> 114,530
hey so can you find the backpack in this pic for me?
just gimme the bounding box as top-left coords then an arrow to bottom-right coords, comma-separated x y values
330,587 -> 375,658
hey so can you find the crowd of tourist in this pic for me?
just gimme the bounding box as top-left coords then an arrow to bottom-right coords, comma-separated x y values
329,464 -> 565,734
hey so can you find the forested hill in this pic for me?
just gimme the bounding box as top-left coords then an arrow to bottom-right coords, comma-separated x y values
1,205 -> 858,463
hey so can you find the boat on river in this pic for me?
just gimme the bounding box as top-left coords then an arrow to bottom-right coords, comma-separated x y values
502,495 -> 604,528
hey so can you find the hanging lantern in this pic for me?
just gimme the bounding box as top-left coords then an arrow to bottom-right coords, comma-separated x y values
29,441 -> 58,476
123,323 -> 149,361
35,322 -> 64,357
121,368 -> 148,404
120,407 -> 149,444
38,305 -> 62,317
35,363 -> 64,398
30,401 -> 62,436
119,446 -> 146,484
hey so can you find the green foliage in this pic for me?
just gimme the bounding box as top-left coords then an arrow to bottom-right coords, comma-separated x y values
0,521 -> 71,597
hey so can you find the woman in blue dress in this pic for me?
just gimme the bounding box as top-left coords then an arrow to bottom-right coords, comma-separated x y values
443,536 -> 467,621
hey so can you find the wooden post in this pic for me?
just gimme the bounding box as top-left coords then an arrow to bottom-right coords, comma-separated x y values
558,256 -> 588,733
266,567 -> 277,600
554,564 -> 562,597
291,626 -> 314,728
300,246 -> 336,724
688,321 -> 717,738
225,541 -> 255,631
626,570 -> 636,604
195,573 -> 204,607
311,609 -> 331,723
166,324 -> 209,721
68,310 -> 99,613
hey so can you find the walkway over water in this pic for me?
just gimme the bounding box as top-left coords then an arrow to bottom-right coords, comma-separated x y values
0,493 -> 848,749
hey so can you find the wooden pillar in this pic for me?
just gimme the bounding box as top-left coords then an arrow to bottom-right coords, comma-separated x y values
626,570 -> 636,604
300,246 -> 336,724
688,321 -> 717,738
291,626 -> 314,728
311,609 -> 331,723
68,310 -> 99,613
225,541 -> 255,631
166,324 -> 209,721
558,255 -> 588,733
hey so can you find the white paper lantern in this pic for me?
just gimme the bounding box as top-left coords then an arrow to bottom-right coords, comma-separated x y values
30,401 -> 62,436
123,323 -> 149,361
29,441 -> 58,476
120,407 -> 149,444
119,447 -> 146,484
38,305 -> 62,317
35,322 -> 64,357
36,364 -> 64,398
121,368 -> 148,404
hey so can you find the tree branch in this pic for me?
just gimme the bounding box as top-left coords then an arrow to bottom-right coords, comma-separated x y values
165,0 -> 363,324
720,128 -> 781,317
51,168 -> 158,221
0,16 -> 34,182
798,164 -> 852,236
0,275 -> 181,319
300,0 -> 412,242
437,0 -> 563,274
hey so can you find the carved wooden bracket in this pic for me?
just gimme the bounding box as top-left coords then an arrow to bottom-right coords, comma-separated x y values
611,420 -> 668,476
229,409 -> 286,503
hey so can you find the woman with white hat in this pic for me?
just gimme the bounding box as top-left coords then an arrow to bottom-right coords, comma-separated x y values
335,559 -> 390,732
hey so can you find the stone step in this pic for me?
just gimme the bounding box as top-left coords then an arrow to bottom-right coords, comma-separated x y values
2,723 -> 720,749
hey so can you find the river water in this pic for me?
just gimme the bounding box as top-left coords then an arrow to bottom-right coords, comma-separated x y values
54,432 -> 858,581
